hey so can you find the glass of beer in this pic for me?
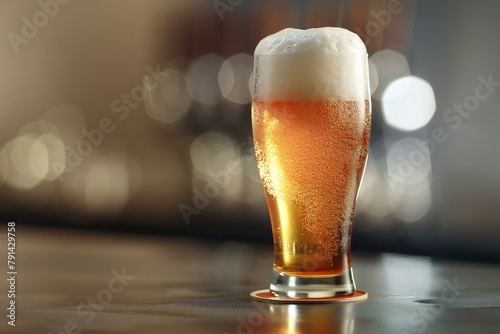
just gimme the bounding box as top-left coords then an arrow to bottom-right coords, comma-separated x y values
252,27 -> 370,298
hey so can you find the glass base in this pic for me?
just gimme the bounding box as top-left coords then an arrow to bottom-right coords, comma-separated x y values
270,267 -> 356,298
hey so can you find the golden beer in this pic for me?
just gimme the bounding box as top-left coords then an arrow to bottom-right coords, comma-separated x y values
252,27 -> 370,298
252,100 -> 370,276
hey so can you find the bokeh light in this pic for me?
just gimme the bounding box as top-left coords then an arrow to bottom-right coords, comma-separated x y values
84,154 -> 129,215
62,153 -> 131,217
369,49 -> 410,101
356,158 -> 391,222
0,119 -> 68,190
386,137 -> 433,222
190,132 -> 244,204
144,67 -> 192,124
28,136 -> 50,179
3,136 -> 43,190
16,121 -> 67,181
218,53 -> 253,104
388,178 -> 432,223
31,134 -> 66,181
190,132 -> 237,176
382,76 -> 436,131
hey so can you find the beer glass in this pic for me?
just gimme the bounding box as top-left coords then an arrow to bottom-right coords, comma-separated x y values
251,28 -> 370,298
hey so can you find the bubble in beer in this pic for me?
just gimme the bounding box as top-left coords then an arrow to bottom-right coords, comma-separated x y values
253,100 -> 370,262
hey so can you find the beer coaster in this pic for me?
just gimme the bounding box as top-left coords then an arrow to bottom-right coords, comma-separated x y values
250,289 -> 367,303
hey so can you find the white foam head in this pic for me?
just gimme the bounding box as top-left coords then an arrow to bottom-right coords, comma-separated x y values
253,27 -> 369,102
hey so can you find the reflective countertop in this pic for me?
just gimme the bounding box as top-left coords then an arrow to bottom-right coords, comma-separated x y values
0,227 -> 499,333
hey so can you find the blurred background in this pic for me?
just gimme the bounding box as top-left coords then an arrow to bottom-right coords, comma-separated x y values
0,0 -> 499,262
